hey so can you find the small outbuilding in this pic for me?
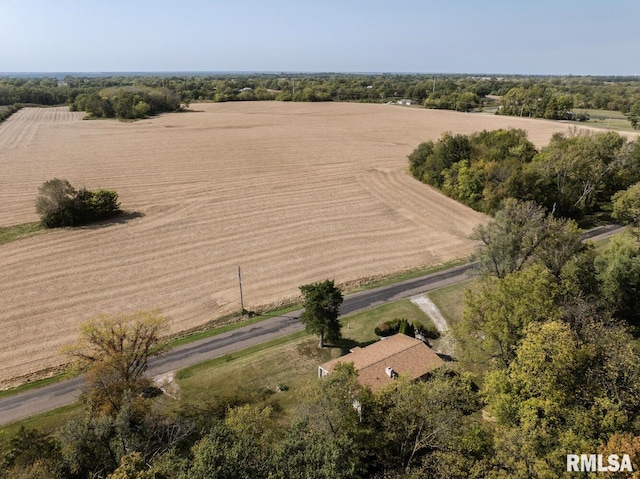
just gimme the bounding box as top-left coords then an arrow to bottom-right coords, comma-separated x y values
318,334 -> 444,392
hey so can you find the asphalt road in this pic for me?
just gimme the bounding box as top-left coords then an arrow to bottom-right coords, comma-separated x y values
0,224 -> 624,425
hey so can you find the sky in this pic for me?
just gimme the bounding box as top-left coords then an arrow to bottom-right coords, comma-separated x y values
1,0 -> 638,75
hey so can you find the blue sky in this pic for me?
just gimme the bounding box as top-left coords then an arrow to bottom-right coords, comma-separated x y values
1,0 -> 638,75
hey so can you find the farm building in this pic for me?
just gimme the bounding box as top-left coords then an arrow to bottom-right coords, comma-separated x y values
318,334 -> 444,392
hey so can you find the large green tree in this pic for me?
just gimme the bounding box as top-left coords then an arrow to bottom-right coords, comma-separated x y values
299,279 -> 344,348
596,232 -> 640,324
528,130 -> 628,217
612,181 -> 640,236
484,317 -> 640,478
461,265 -> 561,367
373,370 -> 480,473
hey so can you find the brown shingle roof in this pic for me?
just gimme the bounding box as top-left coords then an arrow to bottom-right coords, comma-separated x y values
319,334 -> 444,391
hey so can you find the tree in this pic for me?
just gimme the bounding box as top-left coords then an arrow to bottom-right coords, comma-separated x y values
628,101 -> 640,129
461,265 -> 561,367
35,178 -> 76,226
484,317 -> 640,477
299,279 -> 343,348
374,370 -> 480,472
596,232 -> 640,324
298,363 -> 363,437
188,406 -> 276,479
528,130 -> 627,217
64,310 -> 168,415
535,216 -> 584,278
612,181 -> 640,235
0,426 -> 65,479
470,198 -> 550,278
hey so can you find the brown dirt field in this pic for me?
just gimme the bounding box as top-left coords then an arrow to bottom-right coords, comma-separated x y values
0,103 -> 634,389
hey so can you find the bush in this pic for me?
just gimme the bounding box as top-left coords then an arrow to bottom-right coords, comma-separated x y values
35,178 -> 121,227
375,318 -> 424,338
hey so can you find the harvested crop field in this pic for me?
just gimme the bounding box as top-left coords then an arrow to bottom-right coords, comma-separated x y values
0,102 -> 618,388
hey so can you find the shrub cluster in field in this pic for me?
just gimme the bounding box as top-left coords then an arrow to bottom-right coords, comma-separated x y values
0,104 -> 22,123
35,178 -> 121,227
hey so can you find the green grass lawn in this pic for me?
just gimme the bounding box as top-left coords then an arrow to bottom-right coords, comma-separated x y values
572,108 -> 635,131
340,299 -> 435,343
426,280 -> 472,327
176,299 -> 433,421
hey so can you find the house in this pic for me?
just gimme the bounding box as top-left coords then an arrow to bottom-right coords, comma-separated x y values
318,334 -> 444,392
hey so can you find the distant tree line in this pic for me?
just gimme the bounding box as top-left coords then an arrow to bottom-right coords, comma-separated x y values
71,86 -> 183,120
409,128 -> 640,220
2,74 -> 640,126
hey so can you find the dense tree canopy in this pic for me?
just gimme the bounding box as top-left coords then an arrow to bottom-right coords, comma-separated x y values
409,129 -> 640,221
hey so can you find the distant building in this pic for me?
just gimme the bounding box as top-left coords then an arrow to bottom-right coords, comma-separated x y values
318,334 -> 444,392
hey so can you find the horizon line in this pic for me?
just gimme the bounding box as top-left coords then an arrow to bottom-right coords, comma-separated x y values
1,71 -> 639,78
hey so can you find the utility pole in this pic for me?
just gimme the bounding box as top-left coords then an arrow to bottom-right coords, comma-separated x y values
237,265 -> 244,313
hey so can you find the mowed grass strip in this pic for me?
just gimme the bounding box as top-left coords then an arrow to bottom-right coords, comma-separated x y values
0,402 -> 84,449
0,222 -> 45,245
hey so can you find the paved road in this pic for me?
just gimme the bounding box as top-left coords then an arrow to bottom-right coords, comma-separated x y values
0,225 -> 624,425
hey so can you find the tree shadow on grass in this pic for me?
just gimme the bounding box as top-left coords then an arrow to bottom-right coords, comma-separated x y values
436,352 -> 455,363
330,337 -> 378,356
77,211 -> 145,230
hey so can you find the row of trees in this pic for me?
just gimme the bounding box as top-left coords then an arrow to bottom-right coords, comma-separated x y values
2,74 -> 640,127
409,128 -> 640,219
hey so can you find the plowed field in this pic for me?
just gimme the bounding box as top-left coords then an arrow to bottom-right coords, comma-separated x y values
0,102 -> 610,388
